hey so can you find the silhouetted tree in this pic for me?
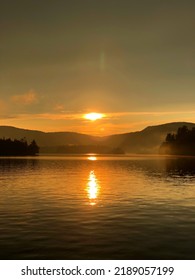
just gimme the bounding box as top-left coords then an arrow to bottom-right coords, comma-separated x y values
176,125 -> 189,142
165,133 -> 175,142
0,138 -> 39,156
28,140 -> 39,155
159,126 -> 195,155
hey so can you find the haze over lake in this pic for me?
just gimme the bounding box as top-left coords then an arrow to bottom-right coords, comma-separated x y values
1,155 -> 195,260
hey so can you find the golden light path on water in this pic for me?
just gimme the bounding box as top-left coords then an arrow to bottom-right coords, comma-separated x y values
86,170 -> 100,206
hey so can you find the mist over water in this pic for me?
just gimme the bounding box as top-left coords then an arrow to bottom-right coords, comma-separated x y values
0,155 -> 195,259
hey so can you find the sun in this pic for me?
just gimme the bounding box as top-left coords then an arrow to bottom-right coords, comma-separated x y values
84,112 -> 105,121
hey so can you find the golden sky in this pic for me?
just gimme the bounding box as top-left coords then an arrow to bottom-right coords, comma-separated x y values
0,1 -> 195,135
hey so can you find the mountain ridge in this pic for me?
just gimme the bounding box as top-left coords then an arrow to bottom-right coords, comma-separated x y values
0,122 -> 195,154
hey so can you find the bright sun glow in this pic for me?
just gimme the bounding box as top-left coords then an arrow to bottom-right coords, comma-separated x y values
88,156 -> 97,161
84,112 -> 105,121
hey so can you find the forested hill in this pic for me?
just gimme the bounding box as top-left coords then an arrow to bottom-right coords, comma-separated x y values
0,122 -> 195,154
0,138 -> 39,156
0,126 -> 98,146
160,126 -> 195,155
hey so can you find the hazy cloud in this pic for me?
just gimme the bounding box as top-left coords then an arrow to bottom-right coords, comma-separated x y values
106,111 -> 195,119
53,104 -> 65,112
1,110 -> 195,135
4,110 -> 195,122
0,99 -> 7,112
11,91 -> 38,105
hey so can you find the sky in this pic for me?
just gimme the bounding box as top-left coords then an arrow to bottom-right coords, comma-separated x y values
0,0 -> 195,135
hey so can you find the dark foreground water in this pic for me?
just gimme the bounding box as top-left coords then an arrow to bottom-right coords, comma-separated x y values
0,155 -> 195,260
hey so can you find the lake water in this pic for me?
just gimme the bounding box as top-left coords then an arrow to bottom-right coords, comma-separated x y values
0,155 -> 195,260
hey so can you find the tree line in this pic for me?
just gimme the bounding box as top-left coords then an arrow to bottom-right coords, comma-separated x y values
160,125 -> 195,155
0,138 -> 39,156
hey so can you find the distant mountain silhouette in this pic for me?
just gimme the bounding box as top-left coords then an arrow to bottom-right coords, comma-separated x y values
0,122 -> 195,154
100,122 -> 195,154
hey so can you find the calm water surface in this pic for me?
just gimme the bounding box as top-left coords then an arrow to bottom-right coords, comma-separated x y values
0,155 -> 195,259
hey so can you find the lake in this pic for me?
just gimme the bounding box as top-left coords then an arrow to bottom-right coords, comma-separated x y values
0,155 -> 195,260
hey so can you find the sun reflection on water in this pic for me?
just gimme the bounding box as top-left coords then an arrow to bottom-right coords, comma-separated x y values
86,170 -> 100,206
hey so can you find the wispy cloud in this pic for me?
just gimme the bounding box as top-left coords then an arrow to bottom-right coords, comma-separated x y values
53,104 -> 65,112
11,91 -> 38,105
0,114 -> 17,120
105,111 -> 195,119
29,113 -> 83,120
1,109 -> 195,135
1,110 -> 195,122
0,99 -> 7,112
